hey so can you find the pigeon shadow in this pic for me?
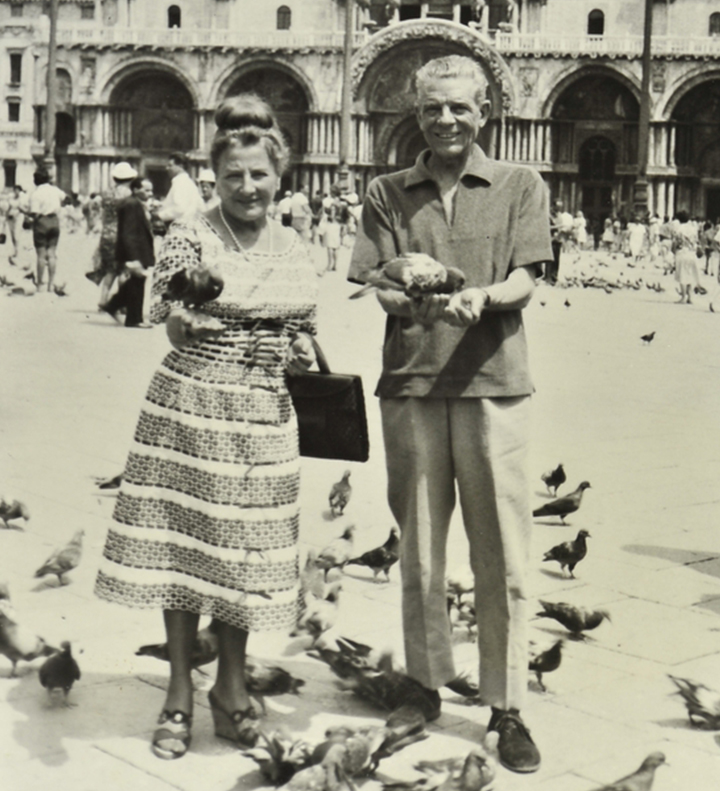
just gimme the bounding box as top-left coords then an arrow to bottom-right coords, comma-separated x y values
321,509 -> 342,522
539,568 -> 572,580
533,518 -> 572,527
31,578 -> 70,592
533,489 -> 560,500
0,523 -> 25,532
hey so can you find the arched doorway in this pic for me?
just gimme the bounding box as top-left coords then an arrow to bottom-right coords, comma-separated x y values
550,72 -> 639,215
224,68 -> 309,162
109,70 -> 195,194
671,79 -> 720,217
579,136 -> 615,231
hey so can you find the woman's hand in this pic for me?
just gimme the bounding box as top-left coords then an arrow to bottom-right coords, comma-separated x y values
165,308 -> 224,350
286,333 -> 316,376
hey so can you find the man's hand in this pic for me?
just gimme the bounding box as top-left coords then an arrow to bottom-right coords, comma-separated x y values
125,260 -> 147,278
286,333 -> 316,376
443,288 -> 489,327
410,293 -> 451,325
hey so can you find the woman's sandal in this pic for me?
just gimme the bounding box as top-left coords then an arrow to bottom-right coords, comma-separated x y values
151,709 -> 193,760
208,690 -> 259,748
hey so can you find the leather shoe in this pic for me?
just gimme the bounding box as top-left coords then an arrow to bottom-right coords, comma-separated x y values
488,708 -> 540,774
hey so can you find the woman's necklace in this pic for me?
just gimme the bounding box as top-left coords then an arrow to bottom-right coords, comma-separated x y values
219,205 -> 272,257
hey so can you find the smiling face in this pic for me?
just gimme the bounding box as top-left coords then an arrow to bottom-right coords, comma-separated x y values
416,75 -> 490,165
215,142 -> 280,225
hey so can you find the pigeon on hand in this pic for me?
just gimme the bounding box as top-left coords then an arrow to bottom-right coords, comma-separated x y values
316,526 -> 355,577
0,596 -> 57,677
536,600 -> 610,638
346,527 -> 399,582
328,471 -> 352,518
668,675 -> 720,729
350,254 -> 465,301
533,481 -> 591,524
640,331 -> 655,344
528,639 -> 563,692
135,621 -> 219,672
0,498 -> 30,528
543,529 -> 591,578
293,582 -> 342,642
540,463 -> 566,496
591,752 -> 666,791
34,529 -> 84,585
39,640 -> 81,705
162,266 -> 224,308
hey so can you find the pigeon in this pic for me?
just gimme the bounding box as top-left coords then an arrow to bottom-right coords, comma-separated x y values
350,254 -> 466,301
95,473 -> 123,490
328,471 -> 352,518
536,600 -> 610,638
591,752 -> 666,791
39,640 -> 81,705
668,675 -> 720,729
34,529 -> 85,585
136,621 -> 219,671
444,674 -> 480,699
246,656 -> 305,713
0,275 -> 15,287
293,582 -> 342,642
0,596 -> 57,677
445,565 -> 474,607
382,737 -> 498,791
532,481 -> 591,524
640,331 -> 655,344
543,529 -> 591,578
528,639 -> 563,692
346,527 -> 400,582
564,298 -> 571,308
0,498 -> 30,528
245,729 -> 314,785
316,526 -> 355,577
162,266 -> 224,308
301,549 -> 326,600
53,283 -> 68,297
540,463 -> 566,496
276,742 -> 351,791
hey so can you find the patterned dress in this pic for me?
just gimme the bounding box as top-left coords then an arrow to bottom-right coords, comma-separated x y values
95,215 -> 318,631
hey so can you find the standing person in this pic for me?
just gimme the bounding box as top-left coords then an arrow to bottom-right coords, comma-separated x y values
548,200 -> 571,284
95,94 -> 318,760
309,189 -> 324,243
27,169 -> 67,293
6,184 -> 26,265
348,55 -> 552,774
673,210 -> 700,304
277,189 -> 293,226
290,184 -> 312,241
572,209 -> 587,250
627,217 -> 647,263
86,162 -> 137,307
100,177 -> 155,328
157,151 -> 204,226
323,204 -> 342,272
197,168 -> 220,211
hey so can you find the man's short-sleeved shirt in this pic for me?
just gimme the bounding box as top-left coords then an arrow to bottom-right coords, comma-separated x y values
348,145 -> 552,399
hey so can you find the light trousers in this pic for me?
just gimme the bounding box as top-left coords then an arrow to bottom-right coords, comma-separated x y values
380,396 -> 532,711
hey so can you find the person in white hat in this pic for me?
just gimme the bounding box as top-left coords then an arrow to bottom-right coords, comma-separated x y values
86,160 -> 138,306
197,168 -> 219,211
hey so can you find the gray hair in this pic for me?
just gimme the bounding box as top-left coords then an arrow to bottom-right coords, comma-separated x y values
413,55 -> 489,107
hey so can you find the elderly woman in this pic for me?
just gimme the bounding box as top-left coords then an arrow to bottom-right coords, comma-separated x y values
95,94 -> 318,759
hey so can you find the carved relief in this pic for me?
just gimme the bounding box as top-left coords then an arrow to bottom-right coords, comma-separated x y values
81,58 -> 96,96
651,61 -> 666,94
519,67 -> 538,97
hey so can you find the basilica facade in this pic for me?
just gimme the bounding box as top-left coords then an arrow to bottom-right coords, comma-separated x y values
2,0 -> 720,226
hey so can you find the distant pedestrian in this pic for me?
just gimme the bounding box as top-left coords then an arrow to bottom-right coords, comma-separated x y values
27,169 -> 67,293
673,210 -> 700,304
323,206 -> 342,272
100,177 -> 155,328
627,218 -> 646,263
277,190 -> 293,226
309,189 -> 323,243
157,151 -> 204,225
290,184 -> 312,240
572,210 -> 587,250
548,199 -> 571,284
197,168 -> 220,211
6,184 -> 26,265
86,161 -> 137,308
601,217 -> 614,251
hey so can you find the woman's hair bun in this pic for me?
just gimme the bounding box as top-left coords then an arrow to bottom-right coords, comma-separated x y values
214,94 -> 275,132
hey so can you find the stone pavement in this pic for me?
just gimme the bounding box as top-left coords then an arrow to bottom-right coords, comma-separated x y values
2,229 -> 720,791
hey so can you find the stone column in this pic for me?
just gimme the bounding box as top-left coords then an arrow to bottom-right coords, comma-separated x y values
529,120 -> 536,162
100,160 -> 109,191
71,159 -> 79,192
667,180 -> 675,217
668,124 -> 676,167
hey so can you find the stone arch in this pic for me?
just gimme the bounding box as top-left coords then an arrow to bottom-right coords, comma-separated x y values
99,57 -> 199,107
36,60 -> 78,105
211,58 -> 317,113
352,19 -> 515,116
661,67 -> 720,120
668,76 -> 720,172
108,66 -> 196,152
541,65 -> 641,120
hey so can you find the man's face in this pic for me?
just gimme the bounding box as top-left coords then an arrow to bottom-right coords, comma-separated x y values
166,159 -> 181,178
199,181 -> 214,200
416,76 -> 489,163
134,180 -> 152,202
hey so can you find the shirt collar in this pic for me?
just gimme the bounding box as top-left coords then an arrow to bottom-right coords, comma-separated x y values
404,144 -> 494,189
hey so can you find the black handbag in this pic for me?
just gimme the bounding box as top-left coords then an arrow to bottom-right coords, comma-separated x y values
287,338 -> 369,462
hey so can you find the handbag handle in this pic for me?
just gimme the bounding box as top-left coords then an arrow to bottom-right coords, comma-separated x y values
307,335 -> 331,375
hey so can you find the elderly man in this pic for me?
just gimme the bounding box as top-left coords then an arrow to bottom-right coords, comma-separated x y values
349,55 -> 552,774
158,151 -> 203,225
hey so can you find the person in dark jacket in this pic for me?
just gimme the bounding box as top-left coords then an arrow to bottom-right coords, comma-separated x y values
101,177 -> 155,327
